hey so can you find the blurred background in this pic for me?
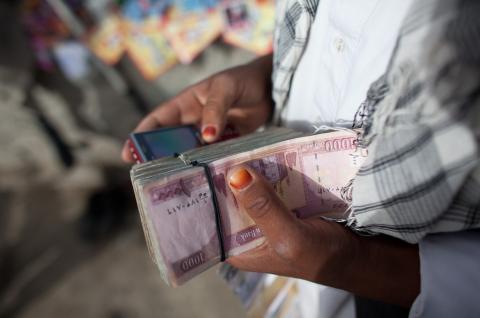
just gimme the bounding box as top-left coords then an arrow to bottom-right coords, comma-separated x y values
0,0 -> 274,316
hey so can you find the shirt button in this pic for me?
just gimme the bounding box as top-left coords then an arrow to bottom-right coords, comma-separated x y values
334,37 -> 345,53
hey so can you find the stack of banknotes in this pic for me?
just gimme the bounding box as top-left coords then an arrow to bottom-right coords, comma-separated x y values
130,128 -> 367,286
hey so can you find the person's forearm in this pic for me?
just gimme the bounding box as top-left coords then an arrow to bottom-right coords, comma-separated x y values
318,228 -> 420,308
225,167 -> 420,307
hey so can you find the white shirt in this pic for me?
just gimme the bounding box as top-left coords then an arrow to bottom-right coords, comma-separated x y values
282,1 -> 416,317
282,0 -> 413,132
282,1 -> 480,318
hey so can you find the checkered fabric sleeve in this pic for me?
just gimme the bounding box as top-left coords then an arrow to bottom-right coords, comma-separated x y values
349,0 -> 480,243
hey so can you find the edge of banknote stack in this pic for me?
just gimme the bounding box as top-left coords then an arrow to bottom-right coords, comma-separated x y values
130,128 -> 303,286
130,128 -> 365,287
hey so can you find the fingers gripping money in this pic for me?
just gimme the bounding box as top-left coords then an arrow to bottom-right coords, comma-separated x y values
130,130 -> 365,286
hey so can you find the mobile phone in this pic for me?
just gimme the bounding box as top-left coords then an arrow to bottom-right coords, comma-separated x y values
129,125 -> 203,163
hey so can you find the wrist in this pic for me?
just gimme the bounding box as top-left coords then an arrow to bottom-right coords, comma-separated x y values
312,223 -> 361,286
313,223 -> 420,307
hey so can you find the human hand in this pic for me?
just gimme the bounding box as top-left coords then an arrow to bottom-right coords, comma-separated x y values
226,165 -> 420,308
122,55 -> 274,163
225,165 -> 353,282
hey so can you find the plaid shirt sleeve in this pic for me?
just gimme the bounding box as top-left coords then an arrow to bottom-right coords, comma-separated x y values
271,0 -> 318,122
349,0 -> 480,243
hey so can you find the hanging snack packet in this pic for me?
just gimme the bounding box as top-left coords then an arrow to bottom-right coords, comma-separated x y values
88,14 -> 126,65
165,8 -> 223,64
125,20 -> 178,80
222,0 -> 274,55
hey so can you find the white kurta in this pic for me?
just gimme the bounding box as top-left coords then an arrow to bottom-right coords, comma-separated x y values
281,1 -> 413,317
282,0 -> 413,132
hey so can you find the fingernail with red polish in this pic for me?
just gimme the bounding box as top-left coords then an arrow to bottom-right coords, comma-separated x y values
229,168 -> 253,190
202,126 -> 217,142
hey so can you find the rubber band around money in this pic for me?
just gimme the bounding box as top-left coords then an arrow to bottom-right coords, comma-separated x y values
174,153 -> 227,262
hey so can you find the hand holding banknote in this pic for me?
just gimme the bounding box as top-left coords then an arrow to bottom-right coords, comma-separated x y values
225,164 -> 421,308
225,165 -> 355,283
123,53 -> 421,307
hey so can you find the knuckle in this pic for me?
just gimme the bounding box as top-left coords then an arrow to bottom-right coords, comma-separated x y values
203,106 -> 223,122
203,103 -> 221,113
272,234 -> 303,261
214,72 -> 234,85
245,195 -> 272,219
211,73 -> 236,98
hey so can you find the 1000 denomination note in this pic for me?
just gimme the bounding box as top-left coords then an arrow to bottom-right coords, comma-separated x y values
139,131 -> 366,286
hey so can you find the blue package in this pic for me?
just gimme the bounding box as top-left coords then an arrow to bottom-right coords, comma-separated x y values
122,0 -> 171,21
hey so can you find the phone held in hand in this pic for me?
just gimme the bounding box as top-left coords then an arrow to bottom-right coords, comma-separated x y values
129,125 -> 203,163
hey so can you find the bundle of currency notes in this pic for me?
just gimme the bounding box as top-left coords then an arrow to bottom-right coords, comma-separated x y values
130,128 -> 366,286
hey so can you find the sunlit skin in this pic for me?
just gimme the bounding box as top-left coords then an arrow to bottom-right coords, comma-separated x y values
123,55 -> 420,308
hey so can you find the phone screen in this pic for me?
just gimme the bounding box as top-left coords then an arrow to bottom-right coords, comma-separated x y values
131,126 -> 202,161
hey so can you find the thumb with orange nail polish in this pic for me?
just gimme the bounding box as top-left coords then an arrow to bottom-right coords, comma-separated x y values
229,167 -> 253,190
227,165 -> 298,243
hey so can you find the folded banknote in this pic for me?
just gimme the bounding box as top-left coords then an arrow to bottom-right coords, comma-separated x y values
130,128 -> 367,286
